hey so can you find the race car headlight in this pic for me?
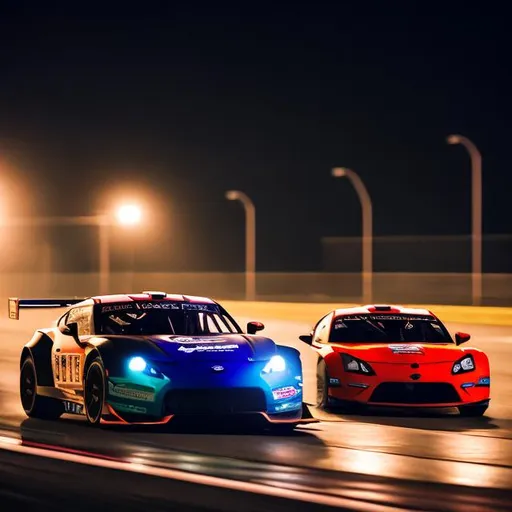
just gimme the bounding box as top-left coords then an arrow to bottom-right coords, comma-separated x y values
262,355 -> 286,374
452,355 -> 475,375
341,353 -> 376,376
129,357 -> 146,372
128,357 -> 164,378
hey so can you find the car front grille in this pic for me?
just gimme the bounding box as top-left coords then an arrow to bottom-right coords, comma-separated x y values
165,387 -> 267,415
369,382 -> 461,404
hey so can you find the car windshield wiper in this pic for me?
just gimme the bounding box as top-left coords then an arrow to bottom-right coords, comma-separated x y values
167,316 -> 176,334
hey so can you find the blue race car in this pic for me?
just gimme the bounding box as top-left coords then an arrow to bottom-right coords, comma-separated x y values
12,291 -> 311,432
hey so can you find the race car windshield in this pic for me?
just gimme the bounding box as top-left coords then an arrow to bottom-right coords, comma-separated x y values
329,314 -> 453,343
95,302 -> 242,336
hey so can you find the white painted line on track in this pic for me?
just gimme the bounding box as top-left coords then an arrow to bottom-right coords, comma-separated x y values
0,435 -> 403,511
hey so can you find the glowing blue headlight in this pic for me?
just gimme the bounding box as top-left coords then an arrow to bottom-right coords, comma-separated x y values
262,355 -> 286,374
128,357 -> 147,372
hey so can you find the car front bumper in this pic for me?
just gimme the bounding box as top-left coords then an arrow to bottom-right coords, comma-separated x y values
326,360 -> 490,408
102,358 -> 306,424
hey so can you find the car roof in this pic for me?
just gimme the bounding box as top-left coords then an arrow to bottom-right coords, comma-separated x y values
333,304 -> 435,316
73,292 -> 217,306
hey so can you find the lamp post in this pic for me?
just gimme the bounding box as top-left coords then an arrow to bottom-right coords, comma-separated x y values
225,190 -> 256,301
115,203 -> 142,292
98,214 -> 110,296
331,167 -> 373,304
447,134 -> 482,306
2,204 -> 142,295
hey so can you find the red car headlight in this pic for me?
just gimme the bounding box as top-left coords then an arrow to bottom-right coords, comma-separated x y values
341,353 -> 376,376
452,354 -> 475,375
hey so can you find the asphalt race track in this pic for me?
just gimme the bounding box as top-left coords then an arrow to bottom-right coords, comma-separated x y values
1,307 -> 512,510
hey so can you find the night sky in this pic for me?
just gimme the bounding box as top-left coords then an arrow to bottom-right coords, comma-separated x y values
0,3 -> 510,273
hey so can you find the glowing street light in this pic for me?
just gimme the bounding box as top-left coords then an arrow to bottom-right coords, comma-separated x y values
98,203 -> 143,294
116,204 -> 142,226
225,190 -> 256,301
1,202 -> 145,295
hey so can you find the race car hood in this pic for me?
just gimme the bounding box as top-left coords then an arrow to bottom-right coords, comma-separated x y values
100,333 -> 278,362
151,334 -> 277,361
329,342 -> 467,364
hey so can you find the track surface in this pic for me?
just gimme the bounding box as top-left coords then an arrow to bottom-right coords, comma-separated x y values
1,308 -> 512,509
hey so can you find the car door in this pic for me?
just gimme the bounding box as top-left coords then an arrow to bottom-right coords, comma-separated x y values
51,306 -> 93,390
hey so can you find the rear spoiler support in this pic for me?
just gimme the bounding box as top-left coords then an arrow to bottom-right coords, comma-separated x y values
8,298 -> 85,320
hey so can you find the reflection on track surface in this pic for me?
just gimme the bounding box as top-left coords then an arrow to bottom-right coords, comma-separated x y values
2,309 -> 512,506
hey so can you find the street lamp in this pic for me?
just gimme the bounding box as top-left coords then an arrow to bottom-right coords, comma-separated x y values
99,203 -> 143,293
331,167 -> 373,304
447,134 -> 482,306
1,203 -> 143,295
225,190 -> 256,301
113,203 -> 143,291
116,204 -> 142,226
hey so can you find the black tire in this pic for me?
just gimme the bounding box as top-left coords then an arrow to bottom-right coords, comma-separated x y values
269,423 -> 297,435
84,359 -> 106,426
458,405 -> 488,417
20,357 -> 63,420
316,358 -> 329,408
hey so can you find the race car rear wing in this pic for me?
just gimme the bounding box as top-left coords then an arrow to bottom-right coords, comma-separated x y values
8,297 -> 85,320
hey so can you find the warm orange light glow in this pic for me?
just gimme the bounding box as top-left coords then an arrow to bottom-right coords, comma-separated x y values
116,204 -> 142,226
331,167 -> 348,178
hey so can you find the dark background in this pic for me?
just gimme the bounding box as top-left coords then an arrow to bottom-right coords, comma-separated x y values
0,3 -> 510,273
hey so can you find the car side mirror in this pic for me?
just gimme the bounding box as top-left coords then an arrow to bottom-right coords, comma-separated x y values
247,321 -> 265,335
455,331 -> 471,345
299,334 -> 313,345
60,321 -> 78,339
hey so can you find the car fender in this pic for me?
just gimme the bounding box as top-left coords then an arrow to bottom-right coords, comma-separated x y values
462,348 -> 490,376
276,344 -> 302,376
243,334 -> 278,360
275,344 -> 300,360
20,330 -> 55,386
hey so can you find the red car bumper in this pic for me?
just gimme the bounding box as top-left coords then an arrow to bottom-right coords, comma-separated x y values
326,358 -> 490,408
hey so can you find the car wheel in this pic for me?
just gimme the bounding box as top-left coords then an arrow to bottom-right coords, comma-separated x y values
316,358 -> 329,408
20,357 -> 63,420
84,359 -> 106,426
458,405 -> 488,417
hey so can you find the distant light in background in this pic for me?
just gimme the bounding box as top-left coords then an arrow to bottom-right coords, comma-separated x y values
94,179 -> 170,290
116,204 -> 142,226
331,167 -> 347,178
225,190 -> 240,201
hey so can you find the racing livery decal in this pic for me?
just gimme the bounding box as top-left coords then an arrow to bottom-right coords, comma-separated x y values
178,343 -> 240,353
54,353 -> 82,383
388,344 -> 425,354
171,336 -> 224,343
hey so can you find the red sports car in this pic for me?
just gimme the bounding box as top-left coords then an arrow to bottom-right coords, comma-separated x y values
299,304 -> 490,416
